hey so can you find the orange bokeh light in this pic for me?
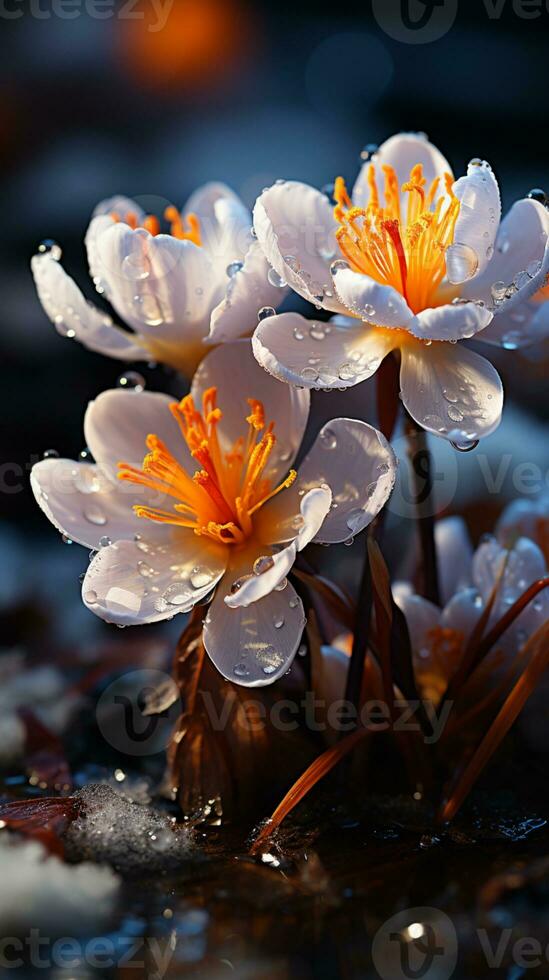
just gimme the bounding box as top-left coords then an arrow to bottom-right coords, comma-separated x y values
118,0 -> 253,92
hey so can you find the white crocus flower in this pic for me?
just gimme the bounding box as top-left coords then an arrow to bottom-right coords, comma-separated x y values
30,342 -> 396,687
394,514 -> 549,703
31,184 -> 286,377
252,132 -> 549,446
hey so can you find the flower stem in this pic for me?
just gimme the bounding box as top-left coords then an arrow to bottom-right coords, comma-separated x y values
344,528 -> 373,721
405,414 -> 440,607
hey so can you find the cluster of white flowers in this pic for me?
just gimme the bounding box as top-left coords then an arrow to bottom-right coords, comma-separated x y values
30,133 -> 549,687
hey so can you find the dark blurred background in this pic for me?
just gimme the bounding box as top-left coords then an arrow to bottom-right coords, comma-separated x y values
1,0 -> 548,633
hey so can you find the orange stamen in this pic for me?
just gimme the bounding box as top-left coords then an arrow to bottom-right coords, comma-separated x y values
117,391 -> 295,546
333,163 -> 460,314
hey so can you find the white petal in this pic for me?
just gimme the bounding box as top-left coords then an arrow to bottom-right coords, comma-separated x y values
394,593 -> 440,655
496,495 -> 549,549
440,587 -> 482,641
412,301 -> 493,342
30,459 -> 164,551
435,516 -> 473,605
191,340 -> 310,478
31,255 -> 148,361
353,133 -> 452,211
253,312 -> 396,389
90,222 -> 218,345
472,535 -> 549,645
204,562 -> 306,687
223,542 -> 297,609
331,266 -> 416,328
449,161 -> 501,283
92,196 -> 145,221
399,341 -> 503,443
208,241 -> 288,344
253,181 -> 345,313
463,198 -> 549,311
475,295 -> 549,349
82,536 -> 227,626
273,419 -> 397,544
84,389 -> 188,483
184,181 -> 251,265
254,483 -> 332,548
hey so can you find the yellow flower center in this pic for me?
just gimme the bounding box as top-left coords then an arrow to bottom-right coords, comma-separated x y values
110,207 -> 202,247
117,388 -> 296,546
333,163 -> 460,314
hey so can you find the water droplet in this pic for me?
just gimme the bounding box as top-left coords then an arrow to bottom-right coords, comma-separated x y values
300,367 -> 318,383
190,566 -> 214,589
320,427 -> 338,450
446,242 -> 479,283
234,663 -> 250,678
122,253 -> 150,281
491,281 -> 507,302
447,405 -> 464,423
289,597 -> 299,609
262,664 -> 277,676
309,323 -> 326,341
163,583 -> 190,606
267,268 -> 286,288
84,505 -> 107,527
330,259 -> 349,274
293,326 -> 305,341
273,615 -> 284,629
84,589 -> 98,604
62,534 -> 73,545
154,596 -> 168,613
137,560 -> 155,579
253,555 -> 275,576
38,239 -> 62,261
118,371 -> 145,392
99,535 -> 112,548
527,188 -> 547,205
43,449 -> 59,459
258,306 -> 276,321
226,260 -> 244,278
526,259 -> 542,278
275,578 -> 287,591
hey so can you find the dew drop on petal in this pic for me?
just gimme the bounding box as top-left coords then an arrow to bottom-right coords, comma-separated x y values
253,555 -> 275,576
258,306 -> 276,321
38,239 -> 62,261
226,261 -> 244,278
273,615 -> 284,629
267,268 -> 286,288
446,243 -> 479,283
320,427 -> 338,450
84,505 -> 107,527
233,663 -> 250,678
190,566 -> 214,589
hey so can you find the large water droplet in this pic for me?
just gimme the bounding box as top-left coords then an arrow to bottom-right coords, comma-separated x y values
446,242 -> 479,283
190,566 -> 214,589
84,505 -> 107,527
226,261 -> 244,278
267,268 -> 286,288
253,555 -> 275,576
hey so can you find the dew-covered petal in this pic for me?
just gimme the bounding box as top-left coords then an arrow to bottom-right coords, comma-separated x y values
353,133 -> 452,211
191,340 -> 310,478
412,301 -> 493,342
449,161 -> 501,283
262,419 -> 397,545
252,312 -> 396,390
89,222 -> 219,345
399,341 -> 503,443
474,295 -> 549,349
204,560 -> 306,687
223,541 -> 297,609
81,535 -> 227,626
472,535 -> 549,646
84,389 -> 188,484
253,180 -> 346,313
30,459 -> 167,551
31,255 -> 148,360
463,198 -> 549,312
208,241 -> 288,344
435,516 -> 473,605
331,266 -> 416,329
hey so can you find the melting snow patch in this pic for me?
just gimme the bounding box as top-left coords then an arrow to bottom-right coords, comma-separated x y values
0,835 -> 120,934
65,783 -> 195,874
